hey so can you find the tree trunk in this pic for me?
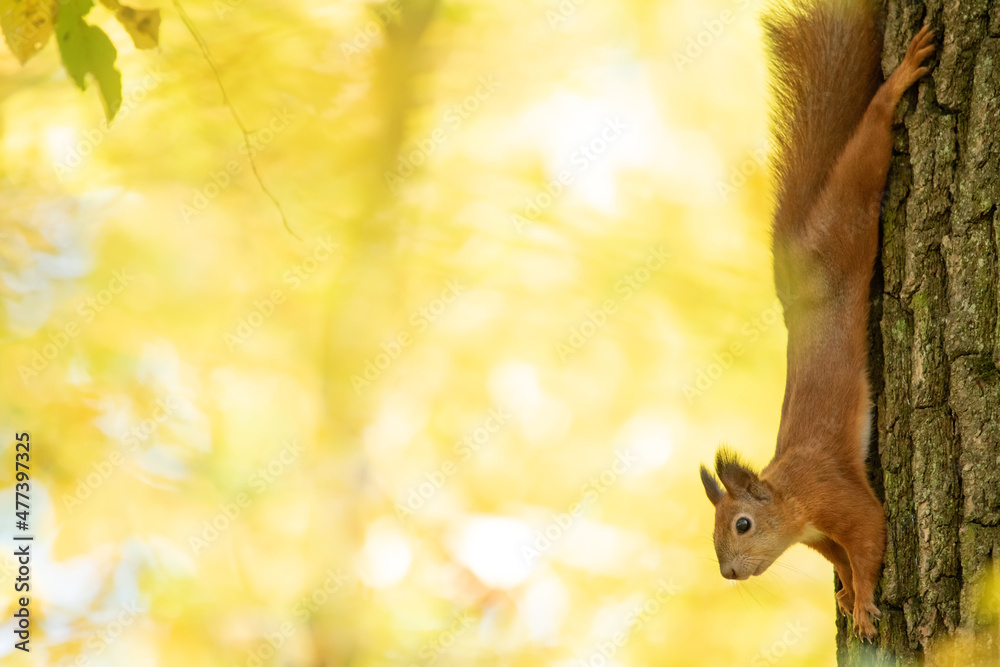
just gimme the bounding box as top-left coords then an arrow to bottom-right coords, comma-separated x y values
837,0 -> 1000,664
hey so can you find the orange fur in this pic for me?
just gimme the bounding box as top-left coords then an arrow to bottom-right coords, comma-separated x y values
699,1 -> 935,641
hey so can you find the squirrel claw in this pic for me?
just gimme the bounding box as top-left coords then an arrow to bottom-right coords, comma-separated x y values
909,25 -> 935,52
904,28 -> 936,65
852,600 -> 881,641
835,588 -> 855,616
855,622 -> 878,642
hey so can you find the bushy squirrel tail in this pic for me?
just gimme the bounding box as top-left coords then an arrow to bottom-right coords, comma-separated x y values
763,0 -> 882,236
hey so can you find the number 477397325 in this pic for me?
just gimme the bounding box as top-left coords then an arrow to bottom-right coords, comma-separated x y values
15,432 -> 30,529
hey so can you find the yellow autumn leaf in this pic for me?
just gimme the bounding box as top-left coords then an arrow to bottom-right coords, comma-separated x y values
0,0 -> 57,64
115,6 -> 159,49
100,0 -> 160,49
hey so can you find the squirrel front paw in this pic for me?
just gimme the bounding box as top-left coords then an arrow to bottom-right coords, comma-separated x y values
836,587 -> 855,616
891,25 -> 936,97
852,600 -> 881,642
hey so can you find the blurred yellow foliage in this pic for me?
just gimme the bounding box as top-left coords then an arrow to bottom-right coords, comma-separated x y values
0,0 -> 856,665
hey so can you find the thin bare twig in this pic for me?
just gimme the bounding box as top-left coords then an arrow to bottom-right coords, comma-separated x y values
172,0 -> 301,240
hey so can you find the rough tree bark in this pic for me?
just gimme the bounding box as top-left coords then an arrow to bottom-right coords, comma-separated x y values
837,0 -> 1000,664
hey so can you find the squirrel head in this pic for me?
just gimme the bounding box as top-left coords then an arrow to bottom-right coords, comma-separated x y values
699,447 -> 799,581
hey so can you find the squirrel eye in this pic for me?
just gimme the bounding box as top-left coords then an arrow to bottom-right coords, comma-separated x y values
736,517 -> 751,534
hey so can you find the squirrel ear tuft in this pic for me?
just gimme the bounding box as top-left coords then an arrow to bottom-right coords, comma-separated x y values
700,465 -> 723,506
715,447 -> 773,502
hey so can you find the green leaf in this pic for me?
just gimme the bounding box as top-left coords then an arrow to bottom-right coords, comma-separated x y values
56,0 -> 123,121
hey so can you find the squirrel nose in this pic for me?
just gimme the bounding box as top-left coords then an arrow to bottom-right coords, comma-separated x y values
722,565 -> 739,580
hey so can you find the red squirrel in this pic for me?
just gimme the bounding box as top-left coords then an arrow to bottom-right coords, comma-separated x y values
698,0 -> 935,641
